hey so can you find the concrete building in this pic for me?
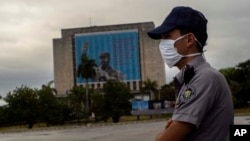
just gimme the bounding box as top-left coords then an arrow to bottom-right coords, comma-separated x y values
53,22 -> 166,95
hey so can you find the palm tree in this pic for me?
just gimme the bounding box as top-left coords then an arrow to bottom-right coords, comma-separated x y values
41,80 -> 57,95
142,78 -> 158,100
77,55 -> 97,122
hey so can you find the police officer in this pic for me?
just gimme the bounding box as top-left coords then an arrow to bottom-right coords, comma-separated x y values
147,6 -> 234,141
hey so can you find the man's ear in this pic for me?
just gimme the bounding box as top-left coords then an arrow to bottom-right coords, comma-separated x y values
186,33 -> 196,48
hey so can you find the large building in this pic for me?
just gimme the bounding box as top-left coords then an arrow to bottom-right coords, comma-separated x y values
53,22 -> 166,95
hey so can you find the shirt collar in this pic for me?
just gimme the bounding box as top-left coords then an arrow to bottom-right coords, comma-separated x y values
174,55 -> 206,85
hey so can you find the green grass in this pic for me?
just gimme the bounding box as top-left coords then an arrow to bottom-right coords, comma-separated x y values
120,114 -> 172,122
0,125 -> 29,132
234,107 -> 250,116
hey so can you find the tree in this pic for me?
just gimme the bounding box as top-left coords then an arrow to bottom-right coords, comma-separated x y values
89,92 -> 108,122
160,83 -> 175,101
220,59 -> 250,108
77,55 -> 97,122
4,85 -> 39,129
0,105 -> 9,126
219,67 -> 238,83
103,79 -> 133,122
235,60 -> 250,82
235,60 -> 250,106
142,78 -> 158,100
38,81 -> 63,126
56,96 -> 74,123
41,80 -> 57,95
68,85 -> 86,123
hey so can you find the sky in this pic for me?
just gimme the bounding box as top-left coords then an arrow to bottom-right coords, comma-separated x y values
0,0 -> 250,105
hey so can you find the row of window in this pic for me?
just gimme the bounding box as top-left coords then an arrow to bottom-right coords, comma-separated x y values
81,81 -> 140,91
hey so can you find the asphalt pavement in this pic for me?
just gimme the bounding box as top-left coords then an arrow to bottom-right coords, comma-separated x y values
0,116 -> 249,141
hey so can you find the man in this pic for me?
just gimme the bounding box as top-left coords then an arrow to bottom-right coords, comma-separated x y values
147,6 -> 234,141
94,52 -> 123,81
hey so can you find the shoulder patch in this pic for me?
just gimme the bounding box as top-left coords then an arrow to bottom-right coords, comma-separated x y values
176,85 -> 196,108
181,85 -> 195,101
183,88 -> 193,99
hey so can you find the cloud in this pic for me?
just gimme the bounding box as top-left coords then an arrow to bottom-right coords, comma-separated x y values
0,100 -> 7,106
0,0 -> 250,96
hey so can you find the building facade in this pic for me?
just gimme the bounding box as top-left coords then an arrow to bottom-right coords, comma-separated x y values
53,22 -> 166,95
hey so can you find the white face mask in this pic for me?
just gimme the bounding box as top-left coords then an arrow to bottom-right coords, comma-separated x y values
159,34 -> 202,68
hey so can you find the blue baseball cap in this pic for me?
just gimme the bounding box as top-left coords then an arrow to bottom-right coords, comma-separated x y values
148,6 -> 208,47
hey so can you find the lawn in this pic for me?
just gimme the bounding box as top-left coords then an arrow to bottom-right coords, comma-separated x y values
234,107 -> 250,116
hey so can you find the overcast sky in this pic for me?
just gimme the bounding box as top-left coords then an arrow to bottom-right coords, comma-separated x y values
0,0 -> 250,104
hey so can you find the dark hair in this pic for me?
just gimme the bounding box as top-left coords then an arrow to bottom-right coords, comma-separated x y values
178,27 -> 207,53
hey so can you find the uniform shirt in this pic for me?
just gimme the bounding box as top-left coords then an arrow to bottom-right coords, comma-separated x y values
172,56 -> 234,141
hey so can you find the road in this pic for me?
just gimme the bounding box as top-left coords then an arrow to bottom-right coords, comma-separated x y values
0,116 -> 249,141
0,121 -> 163,141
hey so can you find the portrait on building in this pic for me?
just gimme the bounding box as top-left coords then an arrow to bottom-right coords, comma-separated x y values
74,30 -> 141,84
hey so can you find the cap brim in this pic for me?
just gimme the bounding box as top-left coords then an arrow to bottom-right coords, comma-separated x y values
147,25 -> 176,39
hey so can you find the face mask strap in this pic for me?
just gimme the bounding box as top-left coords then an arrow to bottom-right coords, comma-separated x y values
177,33 -> 204,49
183,52 -> 202,57
175,34 -> 189,42
195,38 -> 203,48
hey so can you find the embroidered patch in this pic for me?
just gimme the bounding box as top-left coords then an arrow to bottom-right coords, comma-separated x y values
175,85 -> 196,108
181,85 -> 195,102
183,88 -> 192,99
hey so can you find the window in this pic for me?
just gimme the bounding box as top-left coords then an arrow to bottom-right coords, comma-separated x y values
133,81 -> 137,90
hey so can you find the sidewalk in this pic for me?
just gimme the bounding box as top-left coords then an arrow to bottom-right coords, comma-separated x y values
234,116 -> 250,125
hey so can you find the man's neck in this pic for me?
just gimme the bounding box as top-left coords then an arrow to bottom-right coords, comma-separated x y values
176,56 -> 199,70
